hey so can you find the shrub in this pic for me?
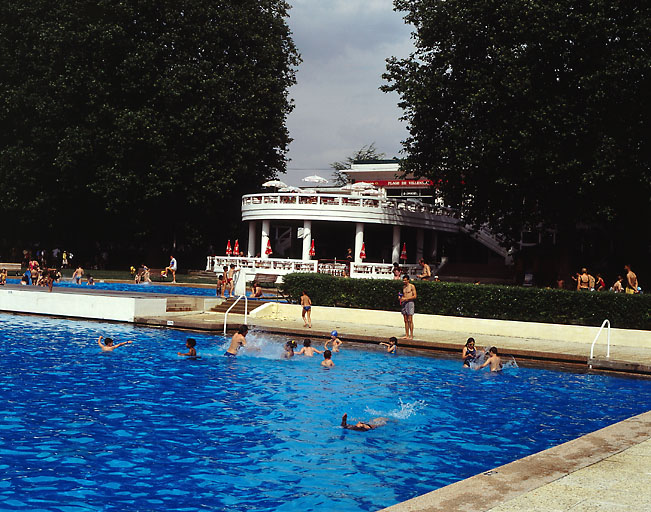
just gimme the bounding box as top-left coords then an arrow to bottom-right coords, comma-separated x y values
281,273 -> 651,330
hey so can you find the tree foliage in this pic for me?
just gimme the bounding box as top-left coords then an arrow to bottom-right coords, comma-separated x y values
0,1 -> 300,263
330,142 -> 386,186
383,1 -> 650,259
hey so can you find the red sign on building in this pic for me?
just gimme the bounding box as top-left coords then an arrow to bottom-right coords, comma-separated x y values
367,179 -> 433,188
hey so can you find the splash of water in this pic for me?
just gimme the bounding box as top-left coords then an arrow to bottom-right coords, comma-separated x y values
365,398 -> 427,420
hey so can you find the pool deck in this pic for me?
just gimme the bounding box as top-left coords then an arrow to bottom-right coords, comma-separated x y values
2,284 -> 650,511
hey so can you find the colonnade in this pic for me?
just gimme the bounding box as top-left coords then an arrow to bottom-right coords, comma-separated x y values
247,220 -> 438,264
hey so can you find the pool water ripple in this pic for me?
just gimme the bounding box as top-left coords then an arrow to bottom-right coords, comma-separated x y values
1,312 -> 651,511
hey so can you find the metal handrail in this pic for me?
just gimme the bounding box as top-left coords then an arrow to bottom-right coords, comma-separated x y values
223,295 -> 248,335
589,319 -> 611,367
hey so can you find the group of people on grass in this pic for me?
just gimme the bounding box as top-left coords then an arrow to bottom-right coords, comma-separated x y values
568,264 -> 640,294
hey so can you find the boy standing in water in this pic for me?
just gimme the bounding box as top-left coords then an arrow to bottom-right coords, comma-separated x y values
324,330 -> 342,351
295,339 -> 322,357
321,350 -> 334,367
98,335 -> 133,352
225,325 -> 248,356
300,290 -> 312,328
476,347 -> 502,372
178,338 -> 197,357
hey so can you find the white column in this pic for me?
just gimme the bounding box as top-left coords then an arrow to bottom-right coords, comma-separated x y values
416,228 -> 424,262
248,222 -> 256,257
354,222 -> 364,263
431,231 -> 439,263
302,220 -> 312,261
261,220 -> 271,260
392,225 -> 400,263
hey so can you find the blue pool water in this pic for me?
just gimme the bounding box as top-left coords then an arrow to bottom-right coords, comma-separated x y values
1,313 -> 650,511
7,278 -> 221,297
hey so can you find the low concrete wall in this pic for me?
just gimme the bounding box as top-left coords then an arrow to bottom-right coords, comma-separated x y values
0,288 -> 167,322
250,303 -> 651,347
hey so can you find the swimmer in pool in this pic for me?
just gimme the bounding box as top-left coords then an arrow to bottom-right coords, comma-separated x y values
225,325 -> 248,356
283,340 -> 297,359
475,346 -> 502,372
379,336 -> 398,354
462,337 -> 477,367
324,330 -> 342,352
178,338 -> 197,357
341,413 -> 387,431
321,349 -> 334,368
295,339 -> 322,357
98,335 -> 132,352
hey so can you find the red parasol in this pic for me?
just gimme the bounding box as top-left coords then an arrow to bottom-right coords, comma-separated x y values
265,239 -> 273,255
400,242 -> 407,260
226,240 -> 232,256
233,239 -> 239,255
359,242 -> 366,260
309,239 -> 315,257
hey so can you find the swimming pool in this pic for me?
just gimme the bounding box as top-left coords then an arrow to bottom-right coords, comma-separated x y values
1,313 -> 650,511
6,278 -> 220,297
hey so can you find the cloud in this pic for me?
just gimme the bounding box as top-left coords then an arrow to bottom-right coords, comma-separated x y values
284,0 -> 414,173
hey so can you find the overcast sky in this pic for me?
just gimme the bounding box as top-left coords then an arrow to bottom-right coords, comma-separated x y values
282,0 -> 414,185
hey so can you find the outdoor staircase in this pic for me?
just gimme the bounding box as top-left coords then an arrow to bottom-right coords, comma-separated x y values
166,297 -> 204,312
210,298 -> 268,315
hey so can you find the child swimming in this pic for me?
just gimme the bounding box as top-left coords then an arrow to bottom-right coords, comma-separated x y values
178,338 -> 197,357
295,339 -> 322,357
98,335 -> 133,352
462,337 -> 477,367
475,347 -> 502,372
283,340 -> 297,359
321,349 -> 334,368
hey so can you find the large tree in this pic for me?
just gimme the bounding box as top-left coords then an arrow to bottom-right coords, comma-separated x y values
383,1 -> 650,273
0,1 -> 300,264
330,143 -> 386,186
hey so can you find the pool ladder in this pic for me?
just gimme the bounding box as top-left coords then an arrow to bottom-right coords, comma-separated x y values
588,319 -> 610,369
223,295 -> 248,335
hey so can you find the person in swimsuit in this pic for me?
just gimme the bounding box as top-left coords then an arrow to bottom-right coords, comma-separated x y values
624,264 -> 639,294
283,340 -> 297,359
400,275 -> 417,339
380,337 -> 398,354
227,265 -> 239,297
251,281 -> 263,298
341,413 -> 387,431
163,255 -> 178,283
178,338 -> 197,357
392,262 -> 402,280
417,259 -> 432,281
300,290 -> 312,328
576,268 -> 592,291
324,330 -> 342,351
295,339 -> 322,357
72,266 -> 84,285
0,268 -> 6,285
462,337 -> 477,367
321,350 -> 334,368
225,325 -> 248,356
476,347 -> 503,372
98,335 -> 133,352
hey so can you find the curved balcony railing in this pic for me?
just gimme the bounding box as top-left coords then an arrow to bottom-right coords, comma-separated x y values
242,193 -> 458,218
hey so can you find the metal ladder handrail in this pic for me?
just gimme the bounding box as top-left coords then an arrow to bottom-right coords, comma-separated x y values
589,319 -> 611,367
223,295 -> 248,335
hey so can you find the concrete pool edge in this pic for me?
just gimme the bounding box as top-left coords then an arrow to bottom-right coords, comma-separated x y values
379,410 -> 651,512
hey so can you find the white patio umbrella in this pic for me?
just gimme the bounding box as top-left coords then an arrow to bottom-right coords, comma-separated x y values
278,185 -> 302,192
302,174 -> 329,184
350,181 -> 375,190
262,180 -> 288,188
361,188 -> 382,196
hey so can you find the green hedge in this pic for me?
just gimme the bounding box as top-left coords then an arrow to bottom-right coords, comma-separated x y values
281,273 -> 651,330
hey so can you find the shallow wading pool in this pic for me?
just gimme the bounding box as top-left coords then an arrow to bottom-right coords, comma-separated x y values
1,313 -> 650,511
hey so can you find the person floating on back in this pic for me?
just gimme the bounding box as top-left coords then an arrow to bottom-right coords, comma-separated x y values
321,349 -> 335,368
300,290 -> 312,328
341,413 -> 387,431
98,335 -> 133,352
178,338 -> 197,357
475,347 -> 502,372
324,330 -> 342,352
380,337 -> 398,354
295,339 -> 322,357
